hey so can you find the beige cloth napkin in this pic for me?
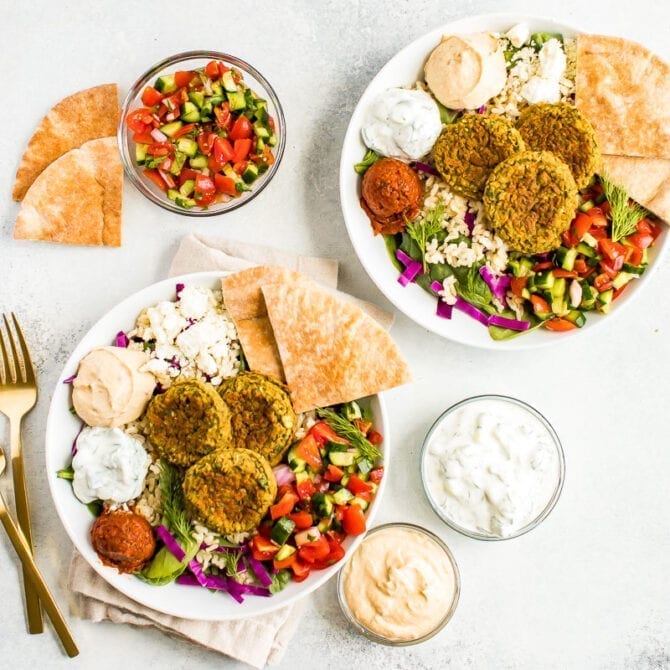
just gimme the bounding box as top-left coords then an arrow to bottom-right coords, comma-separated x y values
68,233 -> 394,668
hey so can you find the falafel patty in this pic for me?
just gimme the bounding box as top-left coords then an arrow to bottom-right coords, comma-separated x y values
183,448 -> 277,535
144,379 -> 232,467
483,151 -> 579,254
432,114 -> 526,200
516,103 -> 601,190
218,371 -> 297,466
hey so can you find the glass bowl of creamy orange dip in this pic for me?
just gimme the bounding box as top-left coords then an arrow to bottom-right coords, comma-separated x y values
337,522 -> 460,645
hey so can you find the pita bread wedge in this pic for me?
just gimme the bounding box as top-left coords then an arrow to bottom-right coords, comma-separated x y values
221,266 -> 313,381
14,137 -> 123,246
601,155 -> 670,223
13,84 -> 119,201
575,35 -> 670,159
262,282 -> 411,413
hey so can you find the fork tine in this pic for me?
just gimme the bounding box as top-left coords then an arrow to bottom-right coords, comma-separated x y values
11,313 -> 35,385
0,319 -> 9,384
3,313 -> 23,384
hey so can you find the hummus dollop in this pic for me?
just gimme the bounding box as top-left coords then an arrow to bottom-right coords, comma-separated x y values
72,346 -> 156,427
424,32 -> 507,110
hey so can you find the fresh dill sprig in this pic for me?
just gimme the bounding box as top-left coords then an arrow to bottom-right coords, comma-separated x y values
317,408 -> 382,463
159,460 -> 192,546
221,549 -> 245,580
405,204 -> 444,272
600,174 -> 648,242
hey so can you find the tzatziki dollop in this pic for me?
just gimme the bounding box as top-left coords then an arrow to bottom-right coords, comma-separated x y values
72,427 -> 151,504
422,397 -> 562,538
361,87 -> 442,161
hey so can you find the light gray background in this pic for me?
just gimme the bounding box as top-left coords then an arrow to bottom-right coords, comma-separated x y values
1,1 -> 669,668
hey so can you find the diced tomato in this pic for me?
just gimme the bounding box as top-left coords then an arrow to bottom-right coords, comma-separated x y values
233,160 -> 248,175
251,535 -> 279,561
552,269 -> 578,279
141,86 -> 163,107
613,284 -> 629,300
530,295 -> 551,316
155,103 -> 169,120
586,207 -> 609,228
270,490 -> 300,520
323,464 -> 344,483
355,490 -> 372,502
178,168 -> 198,186
561,230 -> 579,248
273,553 -> 297,570
353,418 -> 372,435
290,558 -> 311,582
627,231 -> 654,250
317,533 -> 346,567
195,173 -> 216,195
368,467 -> 384,484
367,430 -> 383,446
588,227 -> 608,240
296,477 -> 316,500
288,511 -> 313,530
217,61 -> 229,78
532,261 -> 553,272
142,169 -> 168,192
213,136 -> 235,164
310,421 -> 348,446
232,138 -> 252,163
126,108 -> 154,133
573,258 -> 588,274
165,87 -> 188,111
172,122 -> 196,139
627,245 -> 644,267
174,70 -> 195,88
204,60 -> 221,79
229,115 -> 253,140
258,519 -> 273,539
594,273 -> 613,292
600,257 -> 623,278
147,141 -> 173,157
214,174 -> 237,196
572,212 -> 593,240
342,505 -> 366,536
298,536 -> 330,564
346,474 -> 372,495
196,131 -> 216,156
600,200 -> 611,216
598,239 -> 627,262
195,191 -> 216,206
510,276 -> 527,297
132,130 -> 155,144
334,505 -> 346,524
295,433 -> 323,469
544,318 -> 578,332
214,102 -> 232,130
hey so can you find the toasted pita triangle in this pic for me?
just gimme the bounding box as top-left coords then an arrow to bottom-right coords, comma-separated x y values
576,35 -> 670,159
601,155 -> 670,223
262,282 -> 411,413
14,137 -> 123,246
13,84 -> 119,201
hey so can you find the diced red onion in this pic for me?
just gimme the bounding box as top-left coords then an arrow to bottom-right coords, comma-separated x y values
487,314 -> 530,331
569,280 -> 582,308
158,169 -> 176,189
247,556 -> 273,587
436,299 -> 453,319
156,525 -> 186,562
115,331 -> 129,348
150,128 -> 168,142
295,527 -> 321,547
454,297 -> 490,325
272,464 -> 296,487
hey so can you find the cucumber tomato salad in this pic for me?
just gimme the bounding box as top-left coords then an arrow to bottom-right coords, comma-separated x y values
125,60 -> 278,209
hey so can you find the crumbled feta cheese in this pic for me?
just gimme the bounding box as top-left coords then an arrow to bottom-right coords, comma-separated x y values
506,23 -> 530,48
520,39 -> 566,104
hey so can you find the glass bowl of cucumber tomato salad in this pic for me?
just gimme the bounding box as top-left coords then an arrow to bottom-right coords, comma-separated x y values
118,50 -> 285,216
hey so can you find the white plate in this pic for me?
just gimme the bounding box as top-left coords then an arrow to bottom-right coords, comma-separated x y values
339,13 -> 668,350
45,271 -> 388,620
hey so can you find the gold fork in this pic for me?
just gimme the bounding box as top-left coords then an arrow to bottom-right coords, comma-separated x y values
0,313 -> 43,633
0,446 -> 79,656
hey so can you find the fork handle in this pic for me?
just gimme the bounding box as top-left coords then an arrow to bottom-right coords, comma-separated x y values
10,417 -> 44,634
0,490 -> 79,657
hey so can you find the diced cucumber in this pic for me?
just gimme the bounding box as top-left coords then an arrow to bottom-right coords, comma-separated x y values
612,272 -> 634,290
312,493 -> 333,518
211,80 -> 223,96
576,242 -> 596,258
596,288 -> 614,313
271,517 -> 295,546
208,94 -> 224,107
509,256 -> 534,278
175,195 -> 196,209
176,137 -> 198,157
160,121 -> 183,138
135,143 -> 148,164
579,199 -> 595,213
534,271 -> 555,290
329,451 -> 357,467
622,262 -> 645,275
551,298 -> 569,316
200,101 -> 213,117
227,90 -> 246,111
180,101 -> 200,123
189,154 -> 208,169
167,189 -> 180,202
188,91 -> 205,108
341,401 -> 363,421
235,181 -> 251,193
551,277 -> 566,299
332,488 -> 354,505
581,232 -> 598,247
580,283 -> 598,309
286,444 -> 306,473
352,496 -> 370,511
179,179 -> 195,197
242,163 -> 259,184
564,310 -> 586,327
221,70 -> 237,92
253,120 -> 270,139
267,134 -> 277,147
154,74 -> 177,93
255,102 -> 269,123
257,163 -> 269,175
255,137 -> 266,153
274,544 -> 296,562
169,151 -> 187,176
317,519 -> 331,534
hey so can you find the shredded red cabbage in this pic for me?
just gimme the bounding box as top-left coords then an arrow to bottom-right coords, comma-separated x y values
156,525 -> 186,562
63,374 -> 76,384
463,209 -> 476,232
176,573 -> 200,586
187,558 -> 209,586
71,422 -> 85,455
430,280 -> 443,293
479,266 -> 511,301
411,161 -> 439,176
477,105 -> 486,114
114,331 -> 129,348
488,314 -> 530,331
436,299 -> 453,319
247,556 -> 273,587
272,464 -> 296,487
395,250 -> 423,286
176,283 -> 185,298
454,297 -> 490,325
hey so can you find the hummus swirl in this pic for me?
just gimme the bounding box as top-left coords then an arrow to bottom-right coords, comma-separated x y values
424,32 -> 507,110
72,346 -> 156,427
342,526 -> 457,641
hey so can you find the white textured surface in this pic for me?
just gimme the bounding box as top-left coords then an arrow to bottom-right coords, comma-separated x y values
1,1 -> 669,668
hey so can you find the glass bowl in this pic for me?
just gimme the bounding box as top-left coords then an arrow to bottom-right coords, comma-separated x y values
420,395 -> 565,541
118,50 -> 285,216
336,522 -> 460,645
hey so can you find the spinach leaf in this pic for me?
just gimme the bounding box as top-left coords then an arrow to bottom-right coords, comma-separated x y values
454,263 -> 492,311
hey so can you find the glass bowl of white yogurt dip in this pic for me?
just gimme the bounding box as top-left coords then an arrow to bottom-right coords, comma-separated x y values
336,522 -> 460,645
420,395 -> 565,541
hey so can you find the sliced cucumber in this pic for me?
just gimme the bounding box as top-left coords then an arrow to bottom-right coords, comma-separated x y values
159,121 -> 183,138
176,137 -> 198,157
332,488 -> 354,505
227,90 -> 246,111
221,70 -> 237,92
135,143 -> 148,164
188,90 -> 205,108
155,74 -> 177,93
242,163 -> 259,184
180,101 -> 200,123
189,154 -> 208,169
179,179 -> 195,197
